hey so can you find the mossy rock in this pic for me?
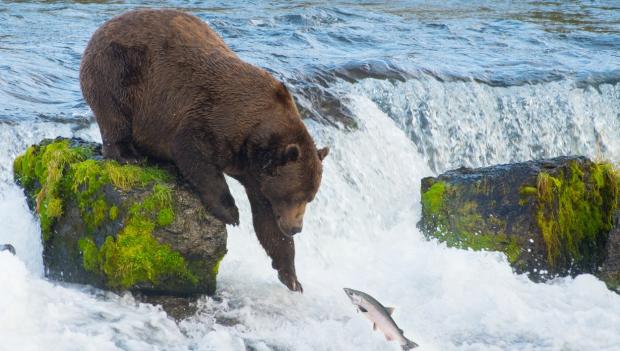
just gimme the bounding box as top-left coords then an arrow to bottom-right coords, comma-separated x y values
600,213 -> 620,291
13,137 -> 227,296
418,156 -> 620,291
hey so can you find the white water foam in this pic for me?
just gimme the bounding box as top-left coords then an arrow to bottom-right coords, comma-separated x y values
0,96 -> 619,350
354,78 -> 620,173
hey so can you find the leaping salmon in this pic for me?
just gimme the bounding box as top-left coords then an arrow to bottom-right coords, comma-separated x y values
344,288 -> 418,350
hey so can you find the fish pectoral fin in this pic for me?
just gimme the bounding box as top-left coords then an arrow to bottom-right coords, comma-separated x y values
372,323 -> 377,331
385,333 -> 394,341
386,307 -> 395,315
358,306 -> 368,313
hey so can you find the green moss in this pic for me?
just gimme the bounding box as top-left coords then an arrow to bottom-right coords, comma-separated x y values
46,197 -> 64,218
211,255 -> 224,277
71,160 -> 106,197
98,190 -> 196,289
69,156 -> 171,233
454,201 -> 485,233
520,186 -> 537,195
534,162 -> 618,270
157,208 -> 175,226
421,181 -> 446,220
436,229 -> 521,263
98,222 -> 195,289
13,140 -> 92,240
91,179 -> 191,289
505,239 -> 521,264
104,162 -> 170,191
109,206 -> 118,221
144,183 -> 173,213
421,180 -> 523,264
91,197 -> 108,229
519,185 -> 538,205
78,237 -> 99,272
13,139 -> 202,291
13,146 -> 38,189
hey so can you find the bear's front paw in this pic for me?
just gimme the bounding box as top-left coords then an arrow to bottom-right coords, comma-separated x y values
278,270 -> 303,293
226,205 -> 240,226
208,204 -> 240,226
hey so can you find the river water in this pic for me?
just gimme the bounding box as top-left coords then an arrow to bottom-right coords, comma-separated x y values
1,1 -> 620,350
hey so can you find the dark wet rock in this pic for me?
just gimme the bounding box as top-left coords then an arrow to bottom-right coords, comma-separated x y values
14,137 -> 227,296
289,76 -> 357,129
285,59 -> 411,129
139,294 -> 199,321
329,59 -> 411,83
418,156 -> 620,290
0,244 -> 16,255
601,213 -> 620,291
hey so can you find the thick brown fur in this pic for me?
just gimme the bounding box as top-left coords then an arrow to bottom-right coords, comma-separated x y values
79,9 -> 329,292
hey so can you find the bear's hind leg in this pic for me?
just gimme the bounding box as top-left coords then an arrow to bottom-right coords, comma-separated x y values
89,92 -> 143,165
246,186 -> 302,293
81,41 -> 145,164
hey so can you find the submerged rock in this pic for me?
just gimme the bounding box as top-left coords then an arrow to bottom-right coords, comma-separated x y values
13,137 -> 227,296
0,244 -> 16,255
418,156 -> 620,290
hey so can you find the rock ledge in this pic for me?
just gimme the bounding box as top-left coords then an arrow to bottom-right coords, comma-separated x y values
419,156 -> 620,291
14,137 -> 227,296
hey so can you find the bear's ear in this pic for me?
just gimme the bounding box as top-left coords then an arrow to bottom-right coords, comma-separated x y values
317,147 -> 329,161
283,144 -> 300,163
275,82 -> 292,106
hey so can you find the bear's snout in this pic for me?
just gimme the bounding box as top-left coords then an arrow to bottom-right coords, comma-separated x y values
276,215 -> 304,236
285,223 -> 302,236
274,203 -> 306,236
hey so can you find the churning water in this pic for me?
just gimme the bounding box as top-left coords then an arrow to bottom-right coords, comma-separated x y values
1,1 -> 620,350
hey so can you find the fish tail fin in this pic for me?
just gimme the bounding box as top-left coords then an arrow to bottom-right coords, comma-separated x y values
402,337 -> 419,350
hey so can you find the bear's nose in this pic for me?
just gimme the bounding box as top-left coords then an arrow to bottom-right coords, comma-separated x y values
290,226 -> 302,235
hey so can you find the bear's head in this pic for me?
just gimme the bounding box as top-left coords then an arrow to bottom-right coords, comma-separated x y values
250,82 -> 329,236
258,142 -> 329,236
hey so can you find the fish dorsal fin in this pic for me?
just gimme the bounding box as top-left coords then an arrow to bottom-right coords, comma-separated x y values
398,328 -> 403,334
373,323 -> 377,331
386,307 -> 395,315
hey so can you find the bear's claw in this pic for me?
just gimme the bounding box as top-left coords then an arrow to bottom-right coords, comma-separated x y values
278,270 -> 303,293
102,142 -> 144,165
115,155 -> 143,165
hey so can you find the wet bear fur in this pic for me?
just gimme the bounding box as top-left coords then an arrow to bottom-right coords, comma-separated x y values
79,9 -> 329,292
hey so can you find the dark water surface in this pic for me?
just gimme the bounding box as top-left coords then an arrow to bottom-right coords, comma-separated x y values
1,0 -> 619,122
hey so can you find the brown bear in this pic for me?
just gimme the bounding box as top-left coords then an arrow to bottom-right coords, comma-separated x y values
79,9 -> 329,292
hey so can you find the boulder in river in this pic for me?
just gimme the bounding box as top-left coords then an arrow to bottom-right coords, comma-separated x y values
13,138 -> 227,296
418,156 -> 620,291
